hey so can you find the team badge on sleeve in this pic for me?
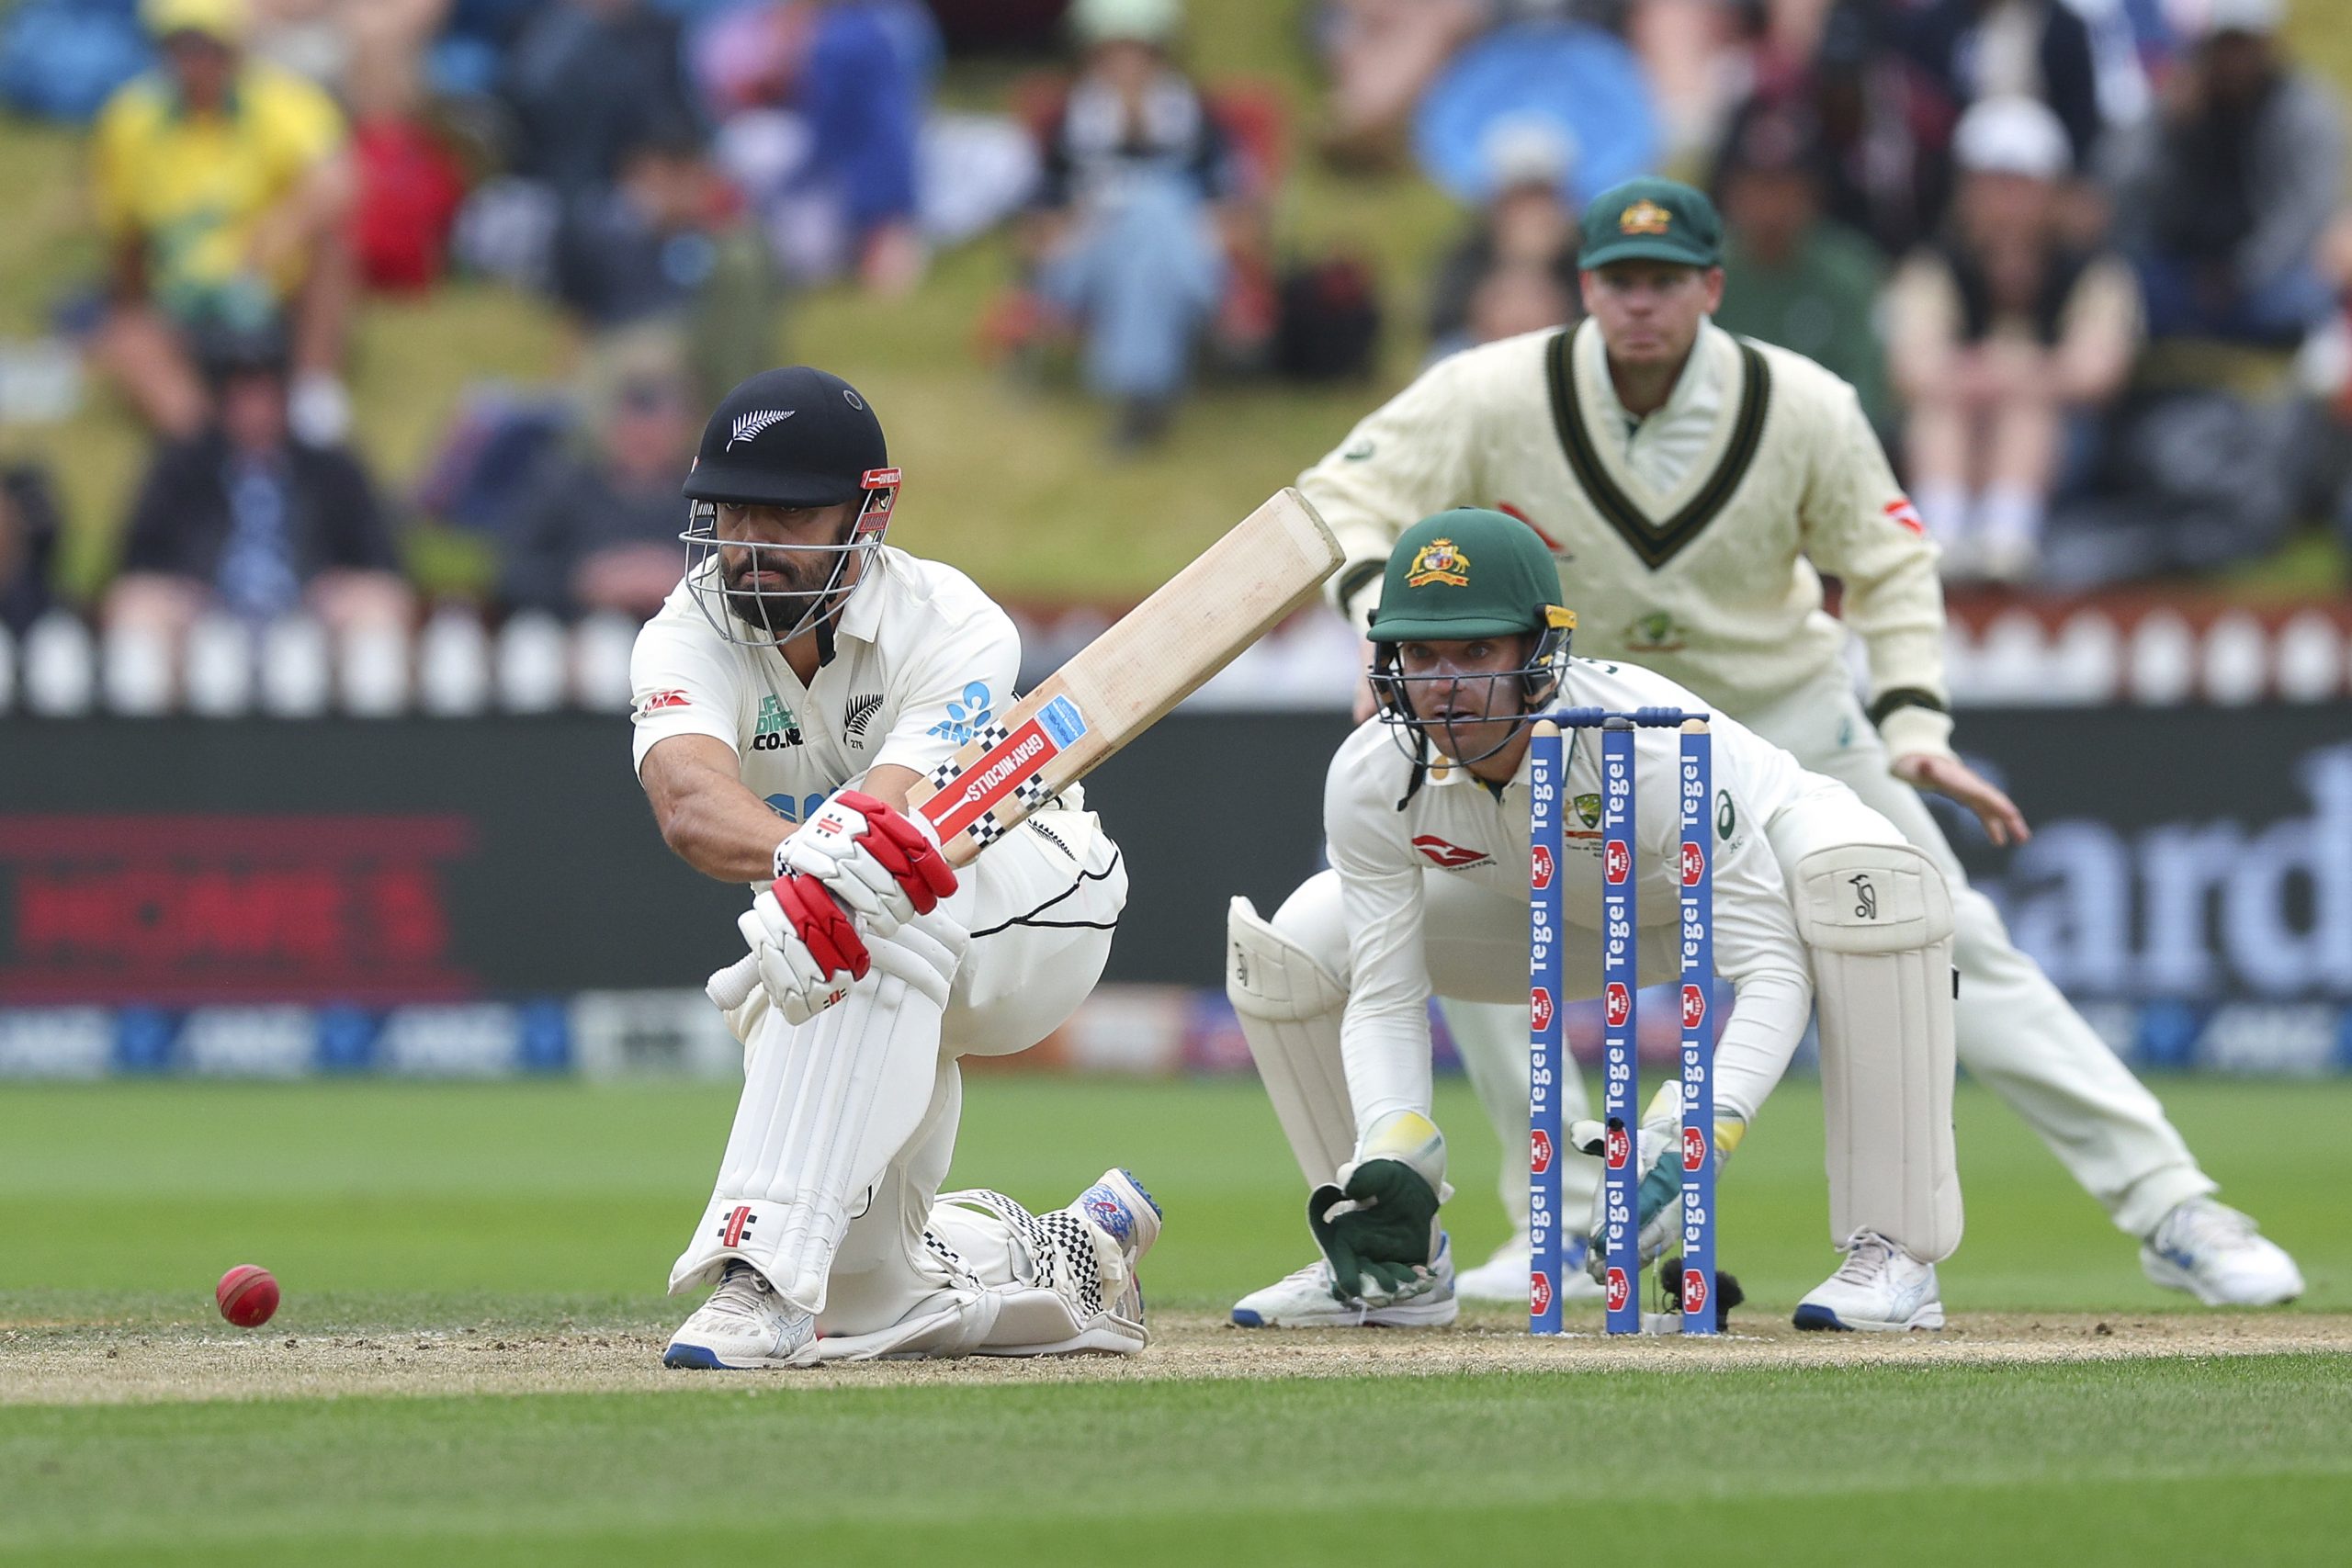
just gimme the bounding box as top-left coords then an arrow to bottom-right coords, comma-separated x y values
1405,537 -> 1471,589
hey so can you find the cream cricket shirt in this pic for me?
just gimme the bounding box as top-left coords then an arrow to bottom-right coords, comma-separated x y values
1302,320 -> 1957,762
629,547 -> 1025,832
1328,658 -> 1814,1120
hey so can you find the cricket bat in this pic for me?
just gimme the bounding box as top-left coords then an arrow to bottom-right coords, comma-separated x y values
708,487 -> 1340,1010
908,486 -> 1340,861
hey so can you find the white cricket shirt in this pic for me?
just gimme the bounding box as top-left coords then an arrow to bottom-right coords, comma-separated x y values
1327,658 -> 1814,1122
629,547 -> 1025,830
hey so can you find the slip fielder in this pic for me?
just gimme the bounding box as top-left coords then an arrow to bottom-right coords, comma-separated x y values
1295,176 -> 2300,1308
630,366 -> 1157,1368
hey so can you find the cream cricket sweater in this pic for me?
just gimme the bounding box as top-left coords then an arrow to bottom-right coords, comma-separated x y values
1302,320 -> 1956,762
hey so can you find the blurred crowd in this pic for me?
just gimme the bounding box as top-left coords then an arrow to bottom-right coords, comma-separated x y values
1408,0 -> 2351,588
1,0 -> 2349,715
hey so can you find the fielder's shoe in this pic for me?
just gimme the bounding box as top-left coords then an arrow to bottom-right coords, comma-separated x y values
662,1261 -> 820,1369
1455,1234 -> 1605,1305
1230,1233 -> 1459,1328
2141,1198 -> 2303,1307
1792,1231 -> 1943,1332
1066,1168 -> 1162,1322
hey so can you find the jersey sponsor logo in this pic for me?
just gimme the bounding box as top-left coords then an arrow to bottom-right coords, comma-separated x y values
922,716 -> 1064,842
1342,438 -> 1375,460
726,409 -> 795,448
639,689 -> 690,715
1494,501 -> 1567,553
1412,834 -> 1490,870
1623,611 -> 1687,654
764,792 -> 831,824
925,680 -> 994,745
1884,495 -> 1927,536
752,694 -> 804,751
1404,537 -> 1470,589
1604,839 -> 1631,884
842,693 -> 884,742
1717,790 -> 1736,840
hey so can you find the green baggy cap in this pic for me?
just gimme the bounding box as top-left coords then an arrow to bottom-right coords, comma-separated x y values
1367,509 -> 1571,643
1577,175 -> 1723,270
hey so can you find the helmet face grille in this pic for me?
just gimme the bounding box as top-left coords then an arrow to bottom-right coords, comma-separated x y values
1367,621 -> 1572,768
678,475 -> 901,649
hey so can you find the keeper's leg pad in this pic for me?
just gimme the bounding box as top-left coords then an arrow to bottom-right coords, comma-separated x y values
1227,894 -> 1354,1190
1792,841 -> 1963,1262
670,913 -> 968,1312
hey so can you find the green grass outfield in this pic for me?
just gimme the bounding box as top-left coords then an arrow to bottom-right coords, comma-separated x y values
3,1075 -> 2349,1565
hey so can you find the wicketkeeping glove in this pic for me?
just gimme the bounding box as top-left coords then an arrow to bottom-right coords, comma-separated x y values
777,790 -> 957,937
1307,1158 -> 1444,1305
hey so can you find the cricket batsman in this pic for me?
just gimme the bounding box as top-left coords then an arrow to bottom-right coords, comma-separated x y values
1298,177 -> 2301,1307
630,366 -> 1158,1368
1230,508 -> 1965,1332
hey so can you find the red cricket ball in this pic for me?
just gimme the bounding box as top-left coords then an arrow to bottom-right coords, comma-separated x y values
216,1265 -> 280,1328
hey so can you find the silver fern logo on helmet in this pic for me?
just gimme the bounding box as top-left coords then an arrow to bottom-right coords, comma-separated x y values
727,409 -> 795,449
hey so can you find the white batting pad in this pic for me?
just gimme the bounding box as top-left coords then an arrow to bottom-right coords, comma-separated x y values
1792,841 -> 1963,1261
670,914 -> 967,1311
1227,896 -> 1356,1189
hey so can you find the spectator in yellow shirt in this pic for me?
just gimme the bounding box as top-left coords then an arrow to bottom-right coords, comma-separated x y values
91,0 -> 356,443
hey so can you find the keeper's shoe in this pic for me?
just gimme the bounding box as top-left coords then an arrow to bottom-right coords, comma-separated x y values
1455,1234 -> 1604,1305
1792,1231 -> 1944,1332
662,1261 -> 820,1369
1230,1233 -> 1458,1328
1066,1168 -> 1162,1323
2141,1198 -> 2303,1307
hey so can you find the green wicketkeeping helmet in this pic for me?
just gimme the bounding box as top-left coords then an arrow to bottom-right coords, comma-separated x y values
1367,509 -> 1572,643
1365,509 -> 1575,770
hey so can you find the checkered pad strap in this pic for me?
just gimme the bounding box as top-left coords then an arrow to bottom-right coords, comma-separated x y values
938,1187 -> 1107,1320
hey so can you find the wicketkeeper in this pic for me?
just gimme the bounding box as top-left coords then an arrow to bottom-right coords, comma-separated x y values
1229,509 -> 1964,1331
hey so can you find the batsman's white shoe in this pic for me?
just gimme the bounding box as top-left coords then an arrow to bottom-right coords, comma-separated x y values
2141,1199 -> 2303,1307
662,1261 -> 820,1369
1230,1233 -> 1459,1328
1066,1168 -> 1162,1321
1455,1235 -> 1604,1305
1792,1231 -> 1943,1332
